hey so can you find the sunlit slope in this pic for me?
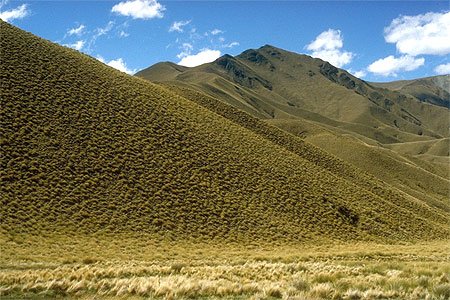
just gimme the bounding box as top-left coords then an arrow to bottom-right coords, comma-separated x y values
268,119 -> 449,211
1,21 -> 449,243
137,45 -> 449,144
137,45 -> 449,212
168,84 -> 449,214
162,85 -> 450,219
371,75 -> 450,108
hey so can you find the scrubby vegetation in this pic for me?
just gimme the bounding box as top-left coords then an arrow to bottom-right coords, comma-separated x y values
1,18 -> 450,300
1,19 -> 450,244
163,85 -> 450,221
137,45 -> 450,213
1,236 -> 449,299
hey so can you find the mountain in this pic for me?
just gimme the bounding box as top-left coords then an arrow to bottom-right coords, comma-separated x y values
137,45 -> 449,142
136,45 -> 450,212
371,75 -> 450,108
2,21 -> 449,243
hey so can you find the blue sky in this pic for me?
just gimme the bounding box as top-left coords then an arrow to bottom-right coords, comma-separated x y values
1,0 -> 449,81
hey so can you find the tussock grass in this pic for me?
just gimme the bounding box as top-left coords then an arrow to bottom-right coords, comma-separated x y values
1,19 -> 450,300
2,20 -> 449,244
1,236 -> 449,299
139,45 -> 450,214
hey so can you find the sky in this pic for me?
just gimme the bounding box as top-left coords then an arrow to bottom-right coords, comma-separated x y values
1,0 -> 449,82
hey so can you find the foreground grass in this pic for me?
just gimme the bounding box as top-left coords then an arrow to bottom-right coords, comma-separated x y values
1,235 -> 449,299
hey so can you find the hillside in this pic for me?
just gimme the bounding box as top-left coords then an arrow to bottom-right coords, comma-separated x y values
137,45 -> 449,143
137,45 -> 450,211
371,75 -> 450,108
1,21 -> 449,244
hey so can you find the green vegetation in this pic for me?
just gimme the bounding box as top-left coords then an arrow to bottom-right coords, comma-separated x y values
1,21 -> 450,299
163,85 -> 450,218
137,44 -> 450,215
2,20 -> 448,243
136,45 -> 449,141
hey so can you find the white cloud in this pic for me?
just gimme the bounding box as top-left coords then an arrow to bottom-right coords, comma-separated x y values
83,21 -> 114,53
353,70 -> 367,78
119,30 -> 129,37
385,11 -> 450,56
176,43 -> 193,59
67,25 -> 85,36
169,20 -> 190,33
97,56 -> 136,75
111,0 -> 165,19
306,29 -> 354,67
306,29 -> 343,51
310,49 -> 353,68
367,55 -> 424,77
348,69 -> 367,78
178,49 -> 221,67
211,29 -> 223,35
65,40 -> 85,51
96,21 -> 114,37
434,63 -> 450,75
0,4 -> 29,22
223,41 -> 239,48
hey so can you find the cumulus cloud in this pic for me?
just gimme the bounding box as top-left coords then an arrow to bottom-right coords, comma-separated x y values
169,20 -> 190,33
0,3 -> 29,22
348,69 -> 367,78
65,40 -> 85,51
367,55 -> 425,77
306,29 -> 354,67
97,56 -> 136,75
434,63 -> 450,75
385,11 -> 450,56
307,29 -> 343,51
67,25 -> 85,36
111,0 -> 165,19
178,49 -> 221,67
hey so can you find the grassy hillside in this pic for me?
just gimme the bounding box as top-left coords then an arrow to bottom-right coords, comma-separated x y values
137,46 -> 449,217
371,75 -> 450,108
136,45 -> 449,143
1,20 -> 449,245
2,21 -> 450,300
269,119 -> 449,210
164,85 -> 450,212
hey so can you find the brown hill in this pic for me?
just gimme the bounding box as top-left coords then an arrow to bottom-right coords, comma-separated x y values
137,45 -> 448,142
136,45 -> 450,213
371,75 -> 449,108
1,21 -> 449,244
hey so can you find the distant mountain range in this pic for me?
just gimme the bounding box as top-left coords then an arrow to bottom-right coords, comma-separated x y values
1,20 -> 449,244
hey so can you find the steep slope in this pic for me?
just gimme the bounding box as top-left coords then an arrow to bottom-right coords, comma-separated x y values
164,85 -> 450,212
137,45 -> 449,211
137,45 -> 449,143
1,21 -> 449,244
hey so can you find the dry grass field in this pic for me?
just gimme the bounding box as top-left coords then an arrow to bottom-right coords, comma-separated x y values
1,235 -> 449,300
